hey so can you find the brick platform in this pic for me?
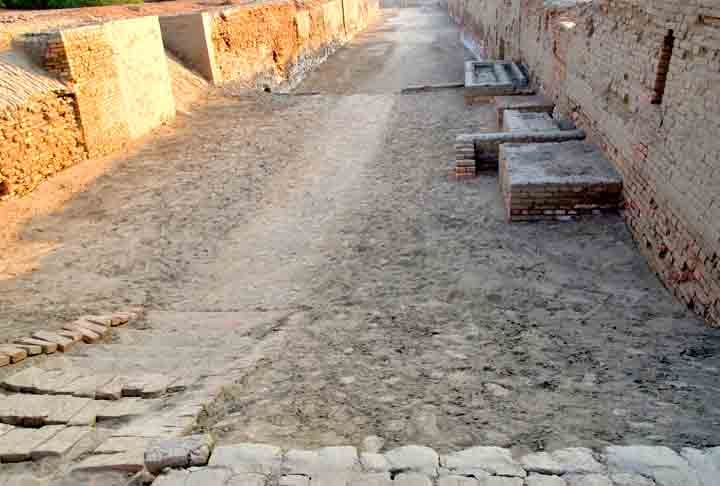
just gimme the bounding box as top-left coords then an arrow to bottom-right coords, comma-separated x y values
500,141 -> 623,222
494,95 -> 554,126
454,128 -> 586,177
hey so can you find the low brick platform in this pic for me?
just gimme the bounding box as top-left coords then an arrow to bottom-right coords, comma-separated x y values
494,95 -> 555,126
454,129 -> 586,177
500,141 -> 623,222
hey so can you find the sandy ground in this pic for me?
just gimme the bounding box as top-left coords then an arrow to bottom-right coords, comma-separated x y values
1,7 -> 720,455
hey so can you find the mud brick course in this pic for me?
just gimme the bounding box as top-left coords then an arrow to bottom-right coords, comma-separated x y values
500,141 -> 623,222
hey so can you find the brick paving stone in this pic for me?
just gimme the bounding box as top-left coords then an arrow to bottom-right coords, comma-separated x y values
12,343 -> 43,356
72,450 -> 146,473
14,338 -> 57,354
73,319 -> 111,337
521,452 -> 565,475
29,425 -> 91,460
524,474 -> 567,486
96,375 -> 128,400
394,472 -> 433,486
437,474 -> 480,486
441,447 -> 526,478
62,323 -> 101,343
348,472 -> 391,486
144,434 -> 215,474
0,425 -> 64,462
209,443 -> 283,475
226,473 -> 267,486
550,448 -> 605,475
608,473 -> 655,486
122,373 -> 171,398
384,446 -> 439,476
564,475 -> 612,486
31,331 -> 75,352
281,475 -> 311,486
681,447 -> 720,486
0,345 -> 28,363
606,446 -> 699,486
57,329 -> 84,343
361,452 -> 390,472
2,366 -> 47,392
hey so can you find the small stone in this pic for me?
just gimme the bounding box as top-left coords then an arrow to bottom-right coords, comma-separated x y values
348,472 -> 391,486
521,452 -> 565,475
525,474 -> 567,486
0,345 -> 28,363
0,425 -> 64,462
385,445 -> 439,476
606,445 -> 698,486
32,331 -> 75,352
144,434 -> 215,474
394,472 -> 432,486
362,435 -> 385,453
30,425 -> 91,459
209,443 -> 283,475
361,452 -> 390,472
14,338 -> 57,354
438,474 -> 479,486
609,473 -> 655,486
551,448 -> 604,475
442,446 -> 526,478
484,383 -> 511,397
564,474 -> 612,486
12,343 -> 43,356
281,475 -> 311,486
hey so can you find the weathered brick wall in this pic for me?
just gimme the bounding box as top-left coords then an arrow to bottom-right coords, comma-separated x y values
449,0 -> 720,325
208,0 -> 378,88
0,93 -> 86,198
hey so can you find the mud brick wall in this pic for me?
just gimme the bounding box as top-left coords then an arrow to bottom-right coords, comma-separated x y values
207,0 -> 378,88
448,0 -> 720,325
0,94 -> 86,198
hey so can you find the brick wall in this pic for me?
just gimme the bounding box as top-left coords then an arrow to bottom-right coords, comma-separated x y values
207,0 -> 378,88
448,0 -> 720,325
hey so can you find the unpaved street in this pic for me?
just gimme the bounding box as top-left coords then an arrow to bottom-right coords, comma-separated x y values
2,7 -> 720,456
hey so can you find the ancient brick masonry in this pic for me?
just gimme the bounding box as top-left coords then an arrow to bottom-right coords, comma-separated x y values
448,0 -> 720,326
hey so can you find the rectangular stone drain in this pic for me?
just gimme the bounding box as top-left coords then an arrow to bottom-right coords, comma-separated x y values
499,141 -> 623,222
464,61 -> 531,103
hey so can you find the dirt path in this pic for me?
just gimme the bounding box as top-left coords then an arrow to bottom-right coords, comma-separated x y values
1,7 -> 720,457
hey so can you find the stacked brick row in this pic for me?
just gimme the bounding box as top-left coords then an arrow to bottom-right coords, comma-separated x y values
454,138 -> 476,178
448,0 -> 720,325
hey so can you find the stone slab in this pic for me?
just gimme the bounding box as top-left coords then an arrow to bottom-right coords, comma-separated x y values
348,473 -> 391,486
550,448 -> 605,475
564,475 -> 612,486
681,447 -> 720,486
14,337 -> 57,354
606,445 -> 699,486
209,443 -> 283,475
60,374 -> 116,399
524,474 -> 567,486
521,452 -> 565,475
94,436 -> 151,454
495,95 -> 555,125
441,447 -> 526,478
12,343 -> 43,356
62,323 -> 101,343
394,472 -> 432,486
0,345 -> 28,363
185,467 -> 234,486
437,475 -> 479,486
96,376 -> 128,400
30,425 -> 91,460
72,450 -> 146,473
33,369 -> 87,395
281,475 -> 312,486
58,329 -> 84,343
503,110 -> 558,132
73,319 -> 111,336
226,473 -> 267,486
2,366 -> 47,392
384,446 -> 439,476
361,452 -> 390,472
122,373 -> 171,398
0,393 -> 93,426
144,434 -> 215,474
285,446 -> 360,474
96,398 -> 153,421
0,425 -> 64,462
31,331 -> 75,352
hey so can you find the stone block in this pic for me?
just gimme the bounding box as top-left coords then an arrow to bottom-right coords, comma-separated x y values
0,425 -> 64,462
72,450 -> 146,473
0,393 -> 93,426
281,475 -> 311,486
0,354 -> 9,367
58,329 -> 84,343
524,474 -> 566,486
520,452 -> 564,475
2,366 -> 47,392
62,323 -> 102,343
14,338 -> 57,354
550,448 -> 605,475
495,95 -> 555,125
30,425 -> 91,460
361,452 -> 390,472
437,474 -> 479,486
209,443 -> 283,475
73,319 -> 111,336
503,110 -> 558,132
441,447 -> 526,478
348,472 -> 391,486
564,475 -> 612,486
225,473 -> 267,486
144,433 -> 215,474
681,447 -> 720,486
384,445 -> 439,476
184,466 -> 234,486
606,446 -> 699,486
122,373 -> 171,398
393,472 -> 432,486
285,446 -> 360,474
31,331 -> 75,352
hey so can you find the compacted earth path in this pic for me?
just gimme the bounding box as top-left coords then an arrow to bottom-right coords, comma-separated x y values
1,6 -> 720,485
